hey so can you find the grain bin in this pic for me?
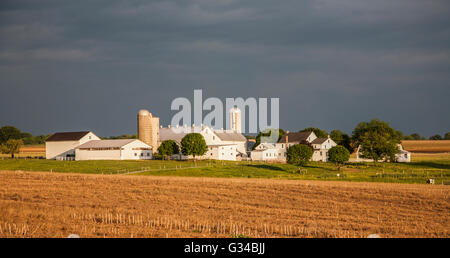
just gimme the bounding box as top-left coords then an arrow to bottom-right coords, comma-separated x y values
137,109 -> 159,152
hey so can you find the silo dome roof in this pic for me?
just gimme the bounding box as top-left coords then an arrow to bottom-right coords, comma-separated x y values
229,107 -> 241,113
138,109 -> 152,117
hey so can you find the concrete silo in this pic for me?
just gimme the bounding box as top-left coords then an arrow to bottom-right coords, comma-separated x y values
229,106 -> 242,133
137,109 -> 159,152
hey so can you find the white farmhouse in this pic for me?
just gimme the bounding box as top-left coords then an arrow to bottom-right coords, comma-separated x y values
75,139 -> 152,160
250,143 -> 279,161
251,131 -> 337,162
46,131 -> 100,160
310,136 -> 337,162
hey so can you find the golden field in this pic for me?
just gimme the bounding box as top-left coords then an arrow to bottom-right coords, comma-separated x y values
0,170 -> 448,238
402,140 -> 450,153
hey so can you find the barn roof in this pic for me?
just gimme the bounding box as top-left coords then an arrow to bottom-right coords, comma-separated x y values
159,127 -> 194,143
76,139 -> 147,149
214,131 -> 247,142
46,131 -> 91,142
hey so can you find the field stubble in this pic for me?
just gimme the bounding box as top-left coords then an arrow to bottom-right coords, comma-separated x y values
0,170 -> 448,238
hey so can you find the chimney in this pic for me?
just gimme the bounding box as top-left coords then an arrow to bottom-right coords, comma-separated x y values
286,135 -> 289,143
327,134 -> 330,139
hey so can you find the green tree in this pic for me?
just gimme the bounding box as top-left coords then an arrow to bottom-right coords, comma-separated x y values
253,128 -> 285,150
299,127 -> 327,138
330,130 -> 352,152
0,126 -> 22,144
410,133 -> 422,140
352,119 -> 401,164
286,144 -> 313,167
403,135 -> 414,140
181,133 -> 208,160
158,140 -> 180,160
429,134 -> 442,140
34,135 -> 49,145
328,146 -> 350,170
445,132 -> 450,140
1,139 -> 24,158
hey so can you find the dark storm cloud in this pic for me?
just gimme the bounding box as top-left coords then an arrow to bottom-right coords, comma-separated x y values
1,0 -> 449,137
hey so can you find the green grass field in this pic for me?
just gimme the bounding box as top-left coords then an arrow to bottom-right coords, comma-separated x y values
0,156 -> 449,184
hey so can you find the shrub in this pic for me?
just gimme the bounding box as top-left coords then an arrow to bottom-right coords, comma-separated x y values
286,144 -> 312,166
328,146 -> 350,170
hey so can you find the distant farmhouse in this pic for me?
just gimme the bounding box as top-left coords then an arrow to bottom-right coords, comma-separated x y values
251,131 -> 337,162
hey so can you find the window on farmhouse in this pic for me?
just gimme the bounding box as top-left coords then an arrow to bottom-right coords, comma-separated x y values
134,153 -> 137,156
147,153 -> 150,156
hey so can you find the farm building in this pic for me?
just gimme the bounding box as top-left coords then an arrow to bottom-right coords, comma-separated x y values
250,143 -> 280,161
159,125 -> 245,161
138,107 -> 248,161
45,131 -> 100,160
251,131 -> 337,162
75,139 -> 152,160
310,136 -> 337,162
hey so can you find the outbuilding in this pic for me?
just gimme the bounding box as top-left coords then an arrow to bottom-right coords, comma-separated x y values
46,131 -> 100,160
75,139 -> 152,160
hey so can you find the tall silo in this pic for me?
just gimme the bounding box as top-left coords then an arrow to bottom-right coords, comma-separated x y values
138,109 -> 152,146
229,106 -> 242,133
138,109 -> 160,152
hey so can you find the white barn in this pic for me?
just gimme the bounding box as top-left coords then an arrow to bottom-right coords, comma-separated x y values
159,125 -> 247,161
75,139 -> 152,160
46,131 -> 100,160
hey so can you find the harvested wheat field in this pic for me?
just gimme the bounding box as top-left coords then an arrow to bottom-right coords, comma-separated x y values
0,170 -> 448,238
402,140 -> 450,153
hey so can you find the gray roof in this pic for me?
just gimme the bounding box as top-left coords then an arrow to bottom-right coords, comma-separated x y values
159,127 -> 196,143
76,139 -> 142,149
278,131 -> 314,143
311,138 -> 329,144
215,131 -> 246,142
159,126 -> 246,143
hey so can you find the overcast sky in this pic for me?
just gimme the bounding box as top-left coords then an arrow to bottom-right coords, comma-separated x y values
1,0 -> 449,137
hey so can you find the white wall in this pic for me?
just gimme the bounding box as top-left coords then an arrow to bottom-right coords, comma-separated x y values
120,140 -> 153,160
251,149 -> 278,161
75,139 -> 152,160
75,149 -> 122,160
